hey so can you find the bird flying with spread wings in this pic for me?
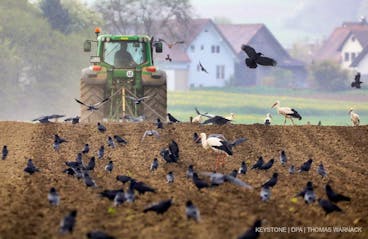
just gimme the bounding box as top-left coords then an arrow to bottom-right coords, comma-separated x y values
126,95 -> 151,105
74,97 -> 110,111
241,44 -> 277,68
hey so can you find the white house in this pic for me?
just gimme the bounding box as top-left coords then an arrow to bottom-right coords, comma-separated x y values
351,46 -> 368,77
155,18 -> 305,90
315,17 -> 368,71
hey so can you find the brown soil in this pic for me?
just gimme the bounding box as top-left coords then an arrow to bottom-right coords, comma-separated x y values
0,122 -> 367,239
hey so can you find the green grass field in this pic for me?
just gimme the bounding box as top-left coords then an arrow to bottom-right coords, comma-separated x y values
168,87 -> 368,125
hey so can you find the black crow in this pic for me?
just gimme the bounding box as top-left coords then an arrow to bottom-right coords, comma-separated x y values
241,44 -> 277,68
87,231 -> 115,239
299,159 -> 313,172
351,72 -> 363,89
325,184 -> 350,203
262,173 -> 278,188
251,156 -> 264,169
259,158 -> 274,170
238,161 -> 247,174
143,199 -> 172,214
97,122 -> 106,133
64,116 -> 80,124
2,145 -> 8,160
318,199 -> 342,215
24,159 -> 39,175
237,219 -> 262,239
167,113 -> 180,123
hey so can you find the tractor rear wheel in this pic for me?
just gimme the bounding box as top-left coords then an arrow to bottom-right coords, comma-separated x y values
143,83 -> 167,122
80,79 -> 106,123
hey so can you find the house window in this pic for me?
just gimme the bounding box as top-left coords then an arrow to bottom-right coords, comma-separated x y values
351,52 -> 356,61
197,64 -> 201,72
344,52 -> 349,61
201,45 -> 204,50
216,65 -> 225,79
211,45 -> 220,53
190,45 -> 195,52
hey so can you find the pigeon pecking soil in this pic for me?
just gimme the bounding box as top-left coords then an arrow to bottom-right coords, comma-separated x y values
0,121 -> 367,239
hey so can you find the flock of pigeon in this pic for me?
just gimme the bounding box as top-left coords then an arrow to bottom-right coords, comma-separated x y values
6,110 -> 355,239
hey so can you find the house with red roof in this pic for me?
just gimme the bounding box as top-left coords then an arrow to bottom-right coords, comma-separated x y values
314,17 -> 368,73
155,18 -> 306,90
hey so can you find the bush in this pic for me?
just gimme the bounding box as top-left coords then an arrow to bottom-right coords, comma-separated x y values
308,61 -> 350,91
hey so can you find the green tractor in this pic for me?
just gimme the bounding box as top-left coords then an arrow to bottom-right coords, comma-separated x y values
80,28 -> 167,122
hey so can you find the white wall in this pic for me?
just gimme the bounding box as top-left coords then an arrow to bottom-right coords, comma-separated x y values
187,23 -> 235,87
341,34 -> 363,69
356,53 -> 368,75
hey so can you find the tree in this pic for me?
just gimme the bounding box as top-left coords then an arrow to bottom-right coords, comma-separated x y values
308,61 -> 350,91
40,0 -> 72,34
94,0 -> 193,37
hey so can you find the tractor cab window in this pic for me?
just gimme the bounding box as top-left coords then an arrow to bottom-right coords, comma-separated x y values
103,41 -> 146,68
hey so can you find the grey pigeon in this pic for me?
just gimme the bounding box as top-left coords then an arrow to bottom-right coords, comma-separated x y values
166,171 -> 174,183
143,198 -> 172,214
237,219 -> 262,239
280,150 -> 287,166
83,172 -> 97,187
260,186 -> 271,201
105,160 -> 113,173
150,158 -> 158,171
59,210 -> 77,234
238,161 -> 247,175
317,162 -> 327,178
262,172 -> 278,188
97,145 -> 104,159
87,231 -> 115,239
48,187 -> 60,206
186,200 -> 200,222
107,136 -> 115,148
2,145 -> 8,160
124,183 -> 135,203
200,172 -> 252,189
53,140 -> 60,151
24,159 -> 39,175
289,165 -> 295,174
113,191 -> 125,206
97,122 -> 106,133
186,165 -> 194,179
304,184 -> 316,204
82,144 -> 90,154
318,199 -> 342,215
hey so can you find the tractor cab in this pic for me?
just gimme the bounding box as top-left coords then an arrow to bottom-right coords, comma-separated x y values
80,28 -> 167,123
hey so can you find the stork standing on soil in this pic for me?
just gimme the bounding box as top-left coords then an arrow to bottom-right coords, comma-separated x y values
271,100 -> 302,125
349,108 -> 360,126
199,133 -> 246,170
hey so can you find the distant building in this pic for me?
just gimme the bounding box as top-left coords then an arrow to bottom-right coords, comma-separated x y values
314,17 -> 368,72
155,18 -> 306,91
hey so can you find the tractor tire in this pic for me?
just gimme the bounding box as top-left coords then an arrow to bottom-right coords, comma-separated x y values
143,83 -> 167,122
80,79 -> 106,123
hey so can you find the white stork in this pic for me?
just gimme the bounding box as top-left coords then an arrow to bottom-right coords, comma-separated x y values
199,133 -> 246,170
264,113 -> 272,125
349,108 -> 360,126
271,100 -> 302,125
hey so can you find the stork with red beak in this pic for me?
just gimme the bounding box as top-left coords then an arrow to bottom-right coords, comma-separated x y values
271,100 -> 302,125
199,133 -> 247,170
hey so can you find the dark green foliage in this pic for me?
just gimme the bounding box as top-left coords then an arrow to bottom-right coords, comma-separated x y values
40,0 -> 72,34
